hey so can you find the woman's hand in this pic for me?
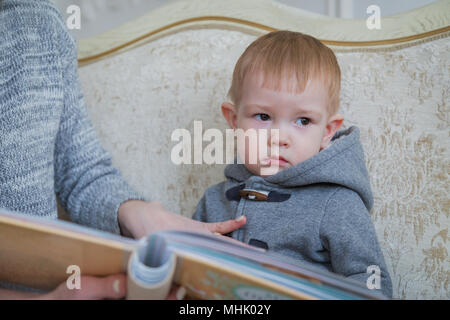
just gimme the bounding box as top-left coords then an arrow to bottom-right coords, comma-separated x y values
1,274 -> 188,300
39,274 -> 127,300
117,200 -> 246,239
0,274 -> 127,300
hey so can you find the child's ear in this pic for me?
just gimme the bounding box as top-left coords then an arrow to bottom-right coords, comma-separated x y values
221,102 -> 238,129
320,113 -> 344,150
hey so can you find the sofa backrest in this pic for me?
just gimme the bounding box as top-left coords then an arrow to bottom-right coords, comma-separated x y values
77,0 -> 450,299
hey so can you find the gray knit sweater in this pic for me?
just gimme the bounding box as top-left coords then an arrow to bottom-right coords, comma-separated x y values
0,1 -> 146,237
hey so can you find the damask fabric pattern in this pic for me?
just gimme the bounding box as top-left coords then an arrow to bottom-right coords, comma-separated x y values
78,29 -> 449,299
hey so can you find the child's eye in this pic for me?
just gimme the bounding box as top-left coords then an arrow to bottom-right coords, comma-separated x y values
295,118 -> 310,126
255,113 -> 271,121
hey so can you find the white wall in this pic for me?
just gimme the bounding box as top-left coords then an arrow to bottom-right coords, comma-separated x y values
52,0 -> 439,39
277,0 -> 438,18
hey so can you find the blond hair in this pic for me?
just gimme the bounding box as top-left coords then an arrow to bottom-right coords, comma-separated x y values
228,30 -> 341,115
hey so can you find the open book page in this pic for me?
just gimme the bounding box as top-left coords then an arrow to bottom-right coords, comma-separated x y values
129,231 -> 386,300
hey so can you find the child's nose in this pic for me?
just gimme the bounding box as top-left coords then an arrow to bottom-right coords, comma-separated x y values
268,125 -> 290,148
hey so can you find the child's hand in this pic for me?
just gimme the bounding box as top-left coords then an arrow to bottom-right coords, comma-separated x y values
117,200 -> 246,239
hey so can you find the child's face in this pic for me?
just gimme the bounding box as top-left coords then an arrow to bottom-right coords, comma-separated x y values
222,73 -> 343,176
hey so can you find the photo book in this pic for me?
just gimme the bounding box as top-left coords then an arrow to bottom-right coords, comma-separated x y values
0,209 -> 386,300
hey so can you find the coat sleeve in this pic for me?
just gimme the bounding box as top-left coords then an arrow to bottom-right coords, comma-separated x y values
192,193 -> 207,222
53,12 -> 148,234
192,181 -> 232,223
320,187 -> 393,298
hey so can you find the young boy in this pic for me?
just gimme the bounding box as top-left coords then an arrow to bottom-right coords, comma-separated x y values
192,31 -> 392,298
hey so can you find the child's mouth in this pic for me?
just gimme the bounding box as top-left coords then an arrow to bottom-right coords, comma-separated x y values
262,156 -> 289,166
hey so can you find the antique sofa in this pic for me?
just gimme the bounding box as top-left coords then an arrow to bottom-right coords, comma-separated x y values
76,0 -> 449,299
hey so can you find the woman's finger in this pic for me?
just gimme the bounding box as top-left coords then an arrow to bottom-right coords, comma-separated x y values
50,274 -> 127,300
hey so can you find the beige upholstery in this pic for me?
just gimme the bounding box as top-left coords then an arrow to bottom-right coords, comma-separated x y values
77,0 -> 450,299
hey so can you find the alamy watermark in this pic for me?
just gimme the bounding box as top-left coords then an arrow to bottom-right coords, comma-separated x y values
366,265 -> 381,290
366,5 -> 381,30
171,121 -> 280,175
66,265 -> 81,290
66,5 -> 81,30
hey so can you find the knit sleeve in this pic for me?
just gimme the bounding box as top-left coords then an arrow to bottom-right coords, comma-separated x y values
53,13 -> 148,234
319,187 -> 393,298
